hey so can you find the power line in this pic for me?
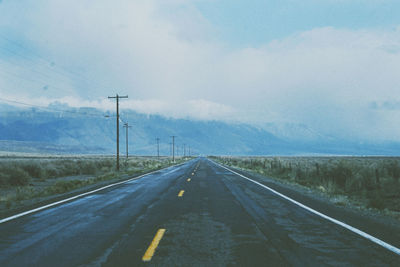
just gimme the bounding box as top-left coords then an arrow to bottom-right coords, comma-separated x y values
0,32 -> 134,97
0,50 -> 85,96
0,34 -> 113,94
0,54 -> 98,97
0,97 -> 106,118
0,67 -> 76,96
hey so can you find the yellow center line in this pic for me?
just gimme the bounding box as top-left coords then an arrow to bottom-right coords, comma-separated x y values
187,178 -> 191,182
178,190 -> 185,197
142,229 -> 166,262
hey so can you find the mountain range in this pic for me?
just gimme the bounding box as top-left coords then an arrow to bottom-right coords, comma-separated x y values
0,103 -> 399,156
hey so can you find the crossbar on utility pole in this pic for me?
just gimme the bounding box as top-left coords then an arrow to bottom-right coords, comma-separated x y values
171,136 -> 176,162
108,94 -> 128,171
155,138 -> 160,159
123,122 -> 132,160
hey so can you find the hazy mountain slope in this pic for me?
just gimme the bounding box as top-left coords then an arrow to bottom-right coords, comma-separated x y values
0,104 -> 399,155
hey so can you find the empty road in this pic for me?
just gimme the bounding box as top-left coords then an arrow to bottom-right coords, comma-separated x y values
0,158 -> 399,266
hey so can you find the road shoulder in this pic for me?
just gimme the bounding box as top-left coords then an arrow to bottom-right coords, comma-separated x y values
213,160 -> 400,252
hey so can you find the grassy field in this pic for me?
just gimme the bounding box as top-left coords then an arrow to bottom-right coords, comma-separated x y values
0,154 -> 188,213
211,156 -> 400,216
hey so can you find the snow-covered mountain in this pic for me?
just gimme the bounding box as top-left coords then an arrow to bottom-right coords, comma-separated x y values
0,103 -> 399,155
261,122 -> 332,142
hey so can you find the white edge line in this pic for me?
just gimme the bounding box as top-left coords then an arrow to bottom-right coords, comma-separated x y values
211,160 -> 400,256
0,161 -> 189,224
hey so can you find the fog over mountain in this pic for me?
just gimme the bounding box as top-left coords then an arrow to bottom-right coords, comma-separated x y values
1,1 -> 400,145
1,103 -> 399,156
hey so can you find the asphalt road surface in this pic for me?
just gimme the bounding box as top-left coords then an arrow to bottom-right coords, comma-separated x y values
1,158 -> 399,266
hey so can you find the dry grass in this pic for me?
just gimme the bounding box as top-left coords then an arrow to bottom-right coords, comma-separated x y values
212,156 -> 400,213
0,156 -> 186,211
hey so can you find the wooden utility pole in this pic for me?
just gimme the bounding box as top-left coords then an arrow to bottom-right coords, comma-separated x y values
108,94 -> 128,171
123,122 -> 132,159
156,138 -> 160,159
171,136 -> 176,162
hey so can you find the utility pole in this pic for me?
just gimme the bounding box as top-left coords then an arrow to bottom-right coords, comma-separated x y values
108,94 -> 128,171
184,144 -> 186,157
155,138 -> 160,159
171,136 -> 176,162
123,122 -> 132,159
189,145 -> 191,157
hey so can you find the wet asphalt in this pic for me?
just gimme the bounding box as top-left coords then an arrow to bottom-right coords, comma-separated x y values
0,157 -> 399,266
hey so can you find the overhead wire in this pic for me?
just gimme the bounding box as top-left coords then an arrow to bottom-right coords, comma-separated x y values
0,36 -> 75,84
0,97 -> 110,118
0,64 -> 75,95
0,97 -> 135,128
0,47 -> 90,96
0,34 -> 133,125
0,34 -> 113,93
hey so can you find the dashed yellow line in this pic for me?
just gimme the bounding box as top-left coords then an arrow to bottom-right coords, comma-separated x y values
142,229 -> 166,262
187,178 -> 191,182
178,190 -> 185,197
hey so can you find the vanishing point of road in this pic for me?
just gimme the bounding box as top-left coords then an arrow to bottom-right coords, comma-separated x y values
1,158 -> 399,266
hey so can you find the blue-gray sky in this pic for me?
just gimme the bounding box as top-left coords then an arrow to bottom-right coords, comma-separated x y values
0,0 -> 400,142
196,0 -> 400,45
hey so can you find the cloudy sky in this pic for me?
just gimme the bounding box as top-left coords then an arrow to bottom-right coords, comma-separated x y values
1,0 -> 400,141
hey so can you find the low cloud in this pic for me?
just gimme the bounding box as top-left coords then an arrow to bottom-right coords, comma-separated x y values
370,101 -> 400,110
1,1 -> 400,141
